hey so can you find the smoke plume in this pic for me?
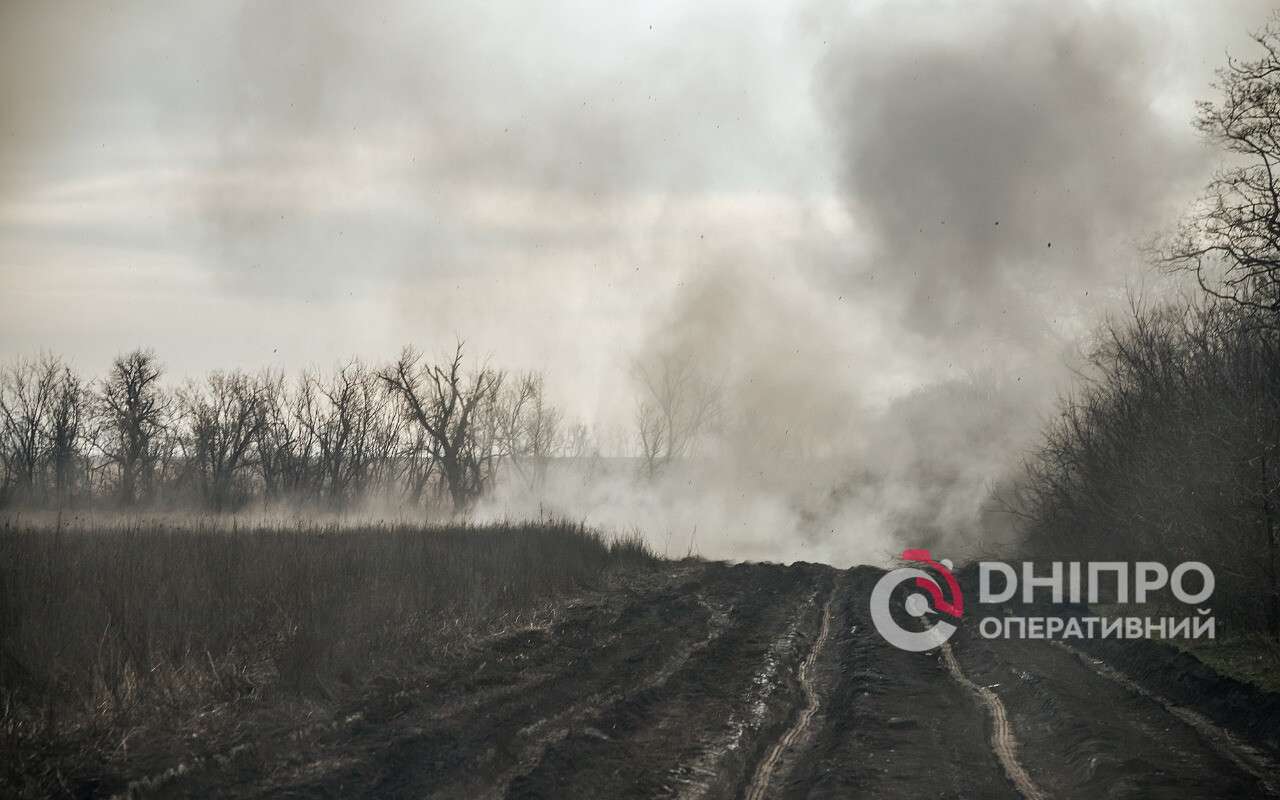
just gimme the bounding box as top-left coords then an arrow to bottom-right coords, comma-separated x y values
2,0 -> 1273,564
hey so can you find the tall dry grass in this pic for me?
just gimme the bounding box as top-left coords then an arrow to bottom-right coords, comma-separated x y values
0,516 -> 654,733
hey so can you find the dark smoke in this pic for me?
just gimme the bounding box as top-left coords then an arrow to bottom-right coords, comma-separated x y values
2,1 -> 1275,564
605,3 -> 1254,562
818,3 -> 1206,351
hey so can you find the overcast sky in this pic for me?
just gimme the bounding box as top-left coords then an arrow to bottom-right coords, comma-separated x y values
1,0 -> 1274,435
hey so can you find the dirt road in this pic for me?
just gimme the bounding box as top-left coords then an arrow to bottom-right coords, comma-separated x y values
118,562 -> 1278,799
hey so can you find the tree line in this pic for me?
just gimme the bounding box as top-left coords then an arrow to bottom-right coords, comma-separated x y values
1013,21 -> 1280,640
0,343 -> 584,513
1012,297 -> 1280,637
0,339 -> 723,513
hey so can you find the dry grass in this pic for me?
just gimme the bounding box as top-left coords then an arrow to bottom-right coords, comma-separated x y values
0,515 -> 655,745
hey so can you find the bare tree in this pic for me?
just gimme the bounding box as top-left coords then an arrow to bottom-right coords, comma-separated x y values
563,422 -> 595,461
1162,18 -> 1280,318
632,353 -> 720,479
379,342 -> 504,511
398,425 -> 439,507
493,372 -> 563,490
255,371 -> 316,503
43,362 -> 87,506
297,361 -> 399,507
0,346 -> 563,521
1148,21 -> 1280,637
635,399 -> 666,480
179,370 -> 265,511
561,421 -> 602,485
0,355 -> 60,503
95,349 -> 168,507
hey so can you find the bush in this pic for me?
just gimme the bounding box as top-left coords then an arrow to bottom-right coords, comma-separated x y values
1012,297 -> 1280,636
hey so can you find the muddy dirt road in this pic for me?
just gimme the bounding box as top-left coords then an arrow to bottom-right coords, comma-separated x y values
123,562 -> 1278,799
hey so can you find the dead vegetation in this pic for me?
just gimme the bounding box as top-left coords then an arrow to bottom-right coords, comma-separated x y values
0,516 -> 654,795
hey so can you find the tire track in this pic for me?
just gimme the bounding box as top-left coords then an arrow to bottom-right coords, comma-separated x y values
507,564 -> 822,800
744,594 -> 833,800
1052,641 -> 1280,797
954,632 -> 1267,798
777,569 -> 1017,799
152,567 -> 725,799
941,642 -> 1047,800
477,594 -> 732,800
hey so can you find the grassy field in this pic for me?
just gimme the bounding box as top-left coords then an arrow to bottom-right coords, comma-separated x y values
1172,634 -> 1280,694
1086,602 -> 1280,693
0,515 -> 654,794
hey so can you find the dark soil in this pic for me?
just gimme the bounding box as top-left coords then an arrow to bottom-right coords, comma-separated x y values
6,561 -> 1278,798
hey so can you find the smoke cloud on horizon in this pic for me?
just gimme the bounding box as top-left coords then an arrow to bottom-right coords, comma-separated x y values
1,1 -> 1274,564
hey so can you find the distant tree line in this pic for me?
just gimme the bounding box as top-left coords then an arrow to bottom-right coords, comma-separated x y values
0,343 -> 592,513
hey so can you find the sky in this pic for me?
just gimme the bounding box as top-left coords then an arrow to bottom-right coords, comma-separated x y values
1,0 -> 1276,561
1,0 -> 843,426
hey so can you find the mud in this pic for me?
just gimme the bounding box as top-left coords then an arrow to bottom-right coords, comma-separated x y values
30,562 -> 1280,798
947,627 -> 1274,798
